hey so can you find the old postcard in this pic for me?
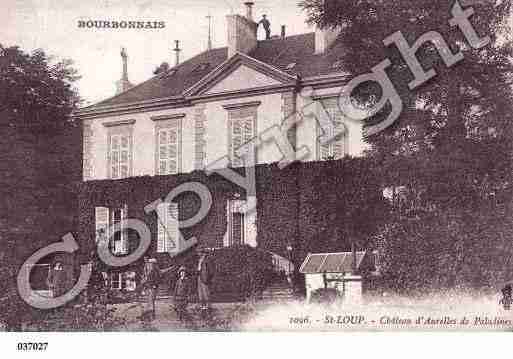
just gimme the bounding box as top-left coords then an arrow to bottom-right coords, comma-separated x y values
2,0 -> 513,343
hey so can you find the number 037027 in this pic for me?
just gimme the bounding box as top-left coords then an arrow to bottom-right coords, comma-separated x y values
17,342 -> 48,351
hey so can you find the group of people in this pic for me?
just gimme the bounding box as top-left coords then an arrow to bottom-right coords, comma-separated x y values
139,249 -> 214,322
45,248 -> 215,322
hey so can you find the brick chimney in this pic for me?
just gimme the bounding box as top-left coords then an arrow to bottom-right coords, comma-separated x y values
226,2 -> 258,58
116,47 -> 134,94
314,0 -> 340,54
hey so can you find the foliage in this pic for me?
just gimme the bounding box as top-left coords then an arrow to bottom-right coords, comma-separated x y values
0,45 -> 81,330
300,0 -> 513,292
0,45 -> 80,132
78,160 -> 383,269
208,245 -> 274,302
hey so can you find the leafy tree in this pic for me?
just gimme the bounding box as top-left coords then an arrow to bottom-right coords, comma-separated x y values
299,0 -> 513,292
0,45 -> 81,329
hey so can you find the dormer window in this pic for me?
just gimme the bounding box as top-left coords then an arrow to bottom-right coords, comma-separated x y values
285,62 -> 296,70
159,69 -> 177,79
193,63 -> 210,72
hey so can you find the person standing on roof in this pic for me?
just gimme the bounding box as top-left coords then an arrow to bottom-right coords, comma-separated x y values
259,14 -> 271,40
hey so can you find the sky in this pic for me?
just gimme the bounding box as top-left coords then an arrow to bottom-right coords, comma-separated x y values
2,0 -> 312,105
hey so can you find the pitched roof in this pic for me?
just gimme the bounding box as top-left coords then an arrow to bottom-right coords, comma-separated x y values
84,32 -> 347,110
299,251 -> 372,274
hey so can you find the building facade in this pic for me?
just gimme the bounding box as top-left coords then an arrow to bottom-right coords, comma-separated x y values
74,3 -> 367,291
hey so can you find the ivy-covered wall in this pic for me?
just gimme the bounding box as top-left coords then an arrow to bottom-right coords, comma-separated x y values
77,158 -> 383,269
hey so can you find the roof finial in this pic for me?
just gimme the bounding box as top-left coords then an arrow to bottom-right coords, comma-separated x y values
116,47 -> 133,94
173,40 -> 182,66
206,14 -> 213,51
120,47 -> 128,80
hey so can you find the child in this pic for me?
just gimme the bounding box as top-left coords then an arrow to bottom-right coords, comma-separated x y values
500,284 -> 512,310
173,266 -> 191,321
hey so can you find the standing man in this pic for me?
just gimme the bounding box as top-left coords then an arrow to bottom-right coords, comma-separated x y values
140,258 -> 161,320
258,14 -> 271,40
197,249 -> 214,311
47,261 -> 66,298
173,266 -> 191,321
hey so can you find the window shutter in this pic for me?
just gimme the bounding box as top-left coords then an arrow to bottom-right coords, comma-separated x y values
319,119 -> 332,160
120,204 -> 128,254
157,203 -> 167,252
332,111 -> 345,160
243,117 -> 253,143
157,202 -> 179,253
95,206 -> 110,244
110,135 -> 120,179
166,202 -> 179,254
168,128 -> 178,174
120,135 -> 130,178
158,130 -> 168,175
231,119 -> 243,167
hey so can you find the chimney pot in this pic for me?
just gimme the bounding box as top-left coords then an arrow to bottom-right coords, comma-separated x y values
226,14 -> 257,58
244,2 -> 255,21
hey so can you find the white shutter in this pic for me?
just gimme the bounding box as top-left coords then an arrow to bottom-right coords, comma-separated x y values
120,135 -> 130,178
157,202 -> 179,253
319,107 -> 346,160
231,119 -> 243,167
110,135 -> 120,179
95,206 -> 110,244
157,203 -> 167,252
243,117 -> 253,143
319,123 -> 331,160
330,108 -> 345,160
121,204 -> 129,254
166,202 -> 179,253
168,128 -> 178,174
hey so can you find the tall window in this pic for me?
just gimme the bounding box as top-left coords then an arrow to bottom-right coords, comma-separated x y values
223,101 -> 260,168
226,200 -> 246,247
104,120 -> 135,180
156,202 -> 179,253
153,116 -> 182,175
229,117 -> 255,167
230,212 -> 245,246
95,205 -> 128,256
318,104 -> 346,160
109,134 -> 131,179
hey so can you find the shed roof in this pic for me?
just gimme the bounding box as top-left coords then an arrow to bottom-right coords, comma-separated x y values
299,251 -> 369,274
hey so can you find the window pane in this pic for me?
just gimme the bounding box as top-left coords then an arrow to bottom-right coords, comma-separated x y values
168,130 -> 177,143
232,212 -> 244,246
169,160 -> 177,173
232,121 -> 242,135
121,136 -> 129,149
243,118 -> 253,142
120,150 -> 128,164
169,144 -> 177,158
120,165 -> 128,178
112,166 -> 118,179
159,161 -> 167,174
160,146 -> 168,160
111,136 -> 119,150
113,209 -> 121,221
159,130 -> 167,144
112,151 -> 119,164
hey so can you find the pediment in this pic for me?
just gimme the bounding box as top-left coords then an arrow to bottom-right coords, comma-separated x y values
204,65 -> 281,94
184,52 -> 297,97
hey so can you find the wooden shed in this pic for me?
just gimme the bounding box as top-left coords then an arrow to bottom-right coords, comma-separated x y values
299,251 -> 379,304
